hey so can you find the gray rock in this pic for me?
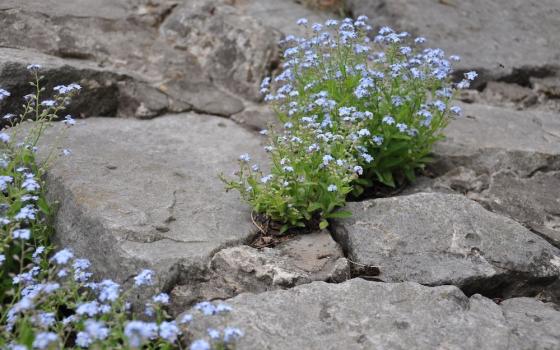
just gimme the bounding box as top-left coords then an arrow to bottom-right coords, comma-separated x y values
37,114 -> 266,289
345,0 -> 560,86
406,103 -> 560,249
0,48 -> 174,119
480,82 -> 538,110
170,231 -> 350,311
179,279 -> 560,350
435,103 -> 560,176
331,193 -> 560,297
160,0 -> 281,102
230,0 -> 334,37
230,103 -> 277,132
0,0 -> 286,115
500,297 -> 560,349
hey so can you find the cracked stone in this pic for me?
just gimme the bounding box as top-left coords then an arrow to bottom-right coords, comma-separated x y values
170,231 -> 350,313
36,114 -> 267,289
179,279 -> 560,350
331,193 -> 560,298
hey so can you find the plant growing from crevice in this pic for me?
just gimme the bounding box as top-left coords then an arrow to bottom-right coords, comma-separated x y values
224,16 -> 475,232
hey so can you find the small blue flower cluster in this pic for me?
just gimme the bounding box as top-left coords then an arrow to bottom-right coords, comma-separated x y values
225,16 -> 475,230
3,246 -> 243,349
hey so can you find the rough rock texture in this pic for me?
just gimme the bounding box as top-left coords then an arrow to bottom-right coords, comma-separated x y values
159,0 -> 281,102
345,0 -> 560,86
0,0 -> 285,117
500,297 -> 560,349
181,279 -> 560,350
229,0 -> 333,37
0,48 -> 172,119
37,114 -> 267,289
170,231 -> 350,311
230,103 -> 277,132
405,103 -> 560,249
331,193 -> 560,297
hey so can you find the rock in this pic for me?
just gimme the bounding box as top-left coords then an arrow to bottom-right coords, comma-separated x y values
344,0 -> 560,86
480,82 -> 538,109
500,297 -> 560,349
434,103 -> 560,177
160,0 -> 281,102
0,48 -> 174,119
170,231 -> 350,312
179,279 -> 560,350
229,0 -> 334,37
405,103 -> 560,249
230,103 -> 277,132
37,114 -> 267,289
532,75 -> 560,98
331,193 -> 560,297
0,0 -> 286,115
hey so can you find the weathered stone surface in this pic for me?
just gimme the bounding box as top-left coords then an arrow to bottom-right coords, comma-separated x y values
170,231 -> 349,311
331,193 -> 560,297
229,0 -> 333,37
345,0 -> 560,86
38,114 -> 266,289
0,48 -> 174,119
160,0 -> 281,102
0,0 -> 285,115
480,82 -> 538,110
405,103 -> 560,249
230,103 -> 277,132
180,279 -> 560,350
435,103 -> 560,175
500,297 -> 560,349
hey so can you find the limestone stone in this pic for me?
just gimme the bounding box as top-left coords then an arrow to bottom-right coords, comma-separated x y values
180,279 -> 560,350
331,193 -> 560,297
345,0 -> 560,86
37,114 -> 267,289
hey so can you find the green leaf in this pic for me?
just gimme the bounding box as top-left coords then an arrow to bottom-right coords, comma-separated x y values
319,220 -> 329,230
37,196 -> 50,215
325,210 -> 352,219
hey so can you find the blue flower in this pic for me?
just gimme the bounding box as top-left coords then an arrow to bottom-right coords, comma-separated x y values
32,332 -> 58,349
382,116 -> 395,125
353,166 -> 363,175
238,153 -> 251,163
179,313 -> 193,324
190,339 -> 210,350
98,279 -> 120,302
159,321 -> 180,342
297,18 -> 308,26
450,106 -> 462,115
207,328 -> 220,339
51,249 -> 73,265
134,269 -> 154,287
13,229 -> 31,240
26,64 -> 42,71
152,292 -> 170,305
0,88 -> 10,101
224,327 -> 244,342
0,132 -> 9,143
465,71 -> 478,80
396,123 -> 408,132
124,321 -> 158,348
327,184 -> 337,192
76,301 -> 100,317
372,135 -> 384,145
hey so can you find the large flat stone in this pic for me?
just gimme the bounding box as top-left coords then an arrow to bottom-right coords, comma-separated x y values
405,103 -> 560,249
345,0 -> 560,85
180,279 -> 560,350
38,114 -> 266,288
331,193 -> 560,297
